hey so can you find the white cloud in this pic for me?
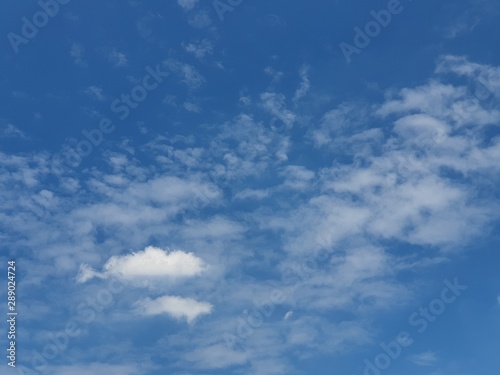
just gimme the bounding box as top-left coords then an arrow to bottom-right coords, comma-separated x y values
188,10 -> 212,28
46,363 -> 144,375
76,263 -> 105,283
2,124 -> 26,139
260,92 -> 296,128
310,103 -> 373,148
99,246 -> 206,280
183,39 -> 213,59
184,343 -> 249,368
108,49 -> 128,67
234,188 -> 271,200
166,59 -> 205,89
84,86 -> 106,101
443,17 -> 479,39
177,0 -> 198,11
76,245 -> 208,284
293,65 -> 310,103
137,295 -> 213,322
70,42 -> 85,66
280,165 -> 315,190
264,66 -> 284,84
409,351 -> 439,366
436,55 -> 500,98
183,101 -> 201,113
377,81 -> 466,118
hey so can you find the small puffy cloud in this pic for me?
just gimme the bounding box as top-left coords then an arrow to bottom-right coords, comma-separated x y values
108,49 -> 128,67
177,0 -> 198,11
166,59 -> 205,89
188,11 -> 212,28
137,295 -> 213,323
409,351 -> 438,366
70,42 -> 85,67
78,246 -> 206,282
104,246 -> 206,279
183,39 -> 213,59
84,86 -> 106,101
183,101 -> 201,113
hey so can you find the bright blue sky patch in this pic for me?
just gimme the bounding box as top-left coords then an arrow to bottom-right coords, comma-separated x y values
1,1 -> 500,374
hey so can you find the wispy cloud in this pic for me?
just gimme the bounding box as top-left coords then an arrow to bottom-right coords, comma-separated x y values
107,48 -> 128,67
293,65 -> 310,104
177,0 -> 198,11
1,123 -> 26,139
70,42 -> 86,67
183,39 -> 213,59
409,351 -> 439,366
84,86 -> 106,101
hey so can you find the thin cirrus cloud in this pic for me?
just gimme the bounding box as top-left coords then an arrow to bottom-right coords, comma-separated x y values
409,351 -> 439,366
77,246 -> 207,282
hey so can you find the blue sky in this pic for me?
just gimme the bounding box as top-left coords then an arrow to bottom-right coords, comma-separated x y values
1,0 -> 500,374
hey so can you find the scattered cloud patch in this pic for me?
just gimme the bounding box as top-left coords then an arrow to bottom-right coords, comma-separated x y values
260,92 -> 296,128
70,42 -> 86,66
409,351 -> 439,366
183,39 -> 213,59
184,101 -> 201,113
108,48 -> 128,67
2,124 -> 26,139
137,295 -> 213,323
166,59 -> 205,89
84,86 -> 106,101
188,10 -> 212,28
177,0 -> 198,11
